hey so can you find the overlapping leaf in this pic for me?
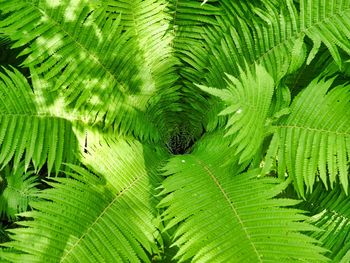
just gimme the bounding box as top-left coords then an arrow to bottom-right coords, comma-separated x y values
0,67 -> 77,173
0,0 -> 163,140
265,76 -> 350,196
159,134 -> 327,262
0,137 -> 167,262
0,163 -> 38,220
203,0 -> 350,86
303,185 -> 350,262
199,64 -> 275,163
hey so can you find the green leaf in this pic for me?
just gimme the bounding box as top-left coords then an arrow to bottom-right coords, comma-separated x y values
201,64 -> 275,163
0,0 -> 164,140
0,137 -> 168,262
0,68 -> 78,173
203,0 -> 350,85
303,185 -> 350,262
159,141 -> 327,262
271,76 -> 350,196
0,163 -> 38,220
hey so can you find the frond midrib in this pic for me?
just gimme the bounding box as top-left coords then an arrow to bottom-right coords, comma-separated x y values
0,112 -> 86,126
60,175 -> 142,262
194,156 -> 263,262
170,0 -> 180,42
277,125 -> 350,136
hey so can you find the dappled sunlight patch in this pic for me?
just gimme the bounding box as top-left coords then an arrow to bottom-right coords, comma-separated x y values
0,0 -> 170,141
1,0 -> 350,261
89,95 -> 102,106
64,0 -> 83,21
98,78 -> 108,90
36,35 -> 64,55
62,0 -> 100,22
78,51 -> 87,60
32,74 -> 50,109
38,14 -> 49,24
138,67 -> 156,94
45,97 -> 69,117
31,69 -> 84,122
83,15 -> 103,42
125,94 -> 150,111
45,0 -> 61,8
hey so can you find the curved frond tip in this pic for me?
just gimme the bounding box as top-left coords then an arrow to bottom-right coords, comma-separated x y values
199,64 -> 275,163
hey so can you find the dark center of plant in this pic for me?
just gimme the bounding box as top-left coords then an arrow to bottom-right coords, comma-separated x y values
0,38 -> 29,78
167,127 -> 195,155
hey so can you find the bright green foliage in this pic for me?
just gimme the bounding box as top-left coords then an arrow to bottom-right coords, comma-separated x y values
204,0 -> 350,83
1,137 -> 167,262
303,185 -> 350,262
159,134 -> 327,262
199,65 -> 275,163
0,0 -> 349,262
102,0 -> 181,139
0,68 -> 77,173
0,163 -> 38,220
0,0 -> 161,140
269,77 -> 350,196
300,0 -> 350,66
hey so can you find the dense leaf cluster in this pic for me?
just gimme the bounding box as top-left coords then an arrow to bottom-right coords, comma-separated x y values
0,0 -> 350,262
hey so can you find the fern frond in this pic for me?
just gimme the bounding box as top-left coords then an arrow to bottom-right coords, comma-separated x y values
199,64 -> 275,163
0,68 -> 77,173
266,76 -> 350,196
102,0 -> 181,139
0,137 -> 167,262
0,163 -> 38,220
303,185 -> 350,262
202,0 -> 303,85
165,0 -> 222,136
159,143 -> 327,262
0,1 -> 162,140
203,0 -> 350,87
300,0 -> 350,66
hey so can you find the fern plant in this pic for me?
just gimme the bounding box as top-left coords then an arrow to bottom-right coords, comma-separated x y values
0,0 -> 350,262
